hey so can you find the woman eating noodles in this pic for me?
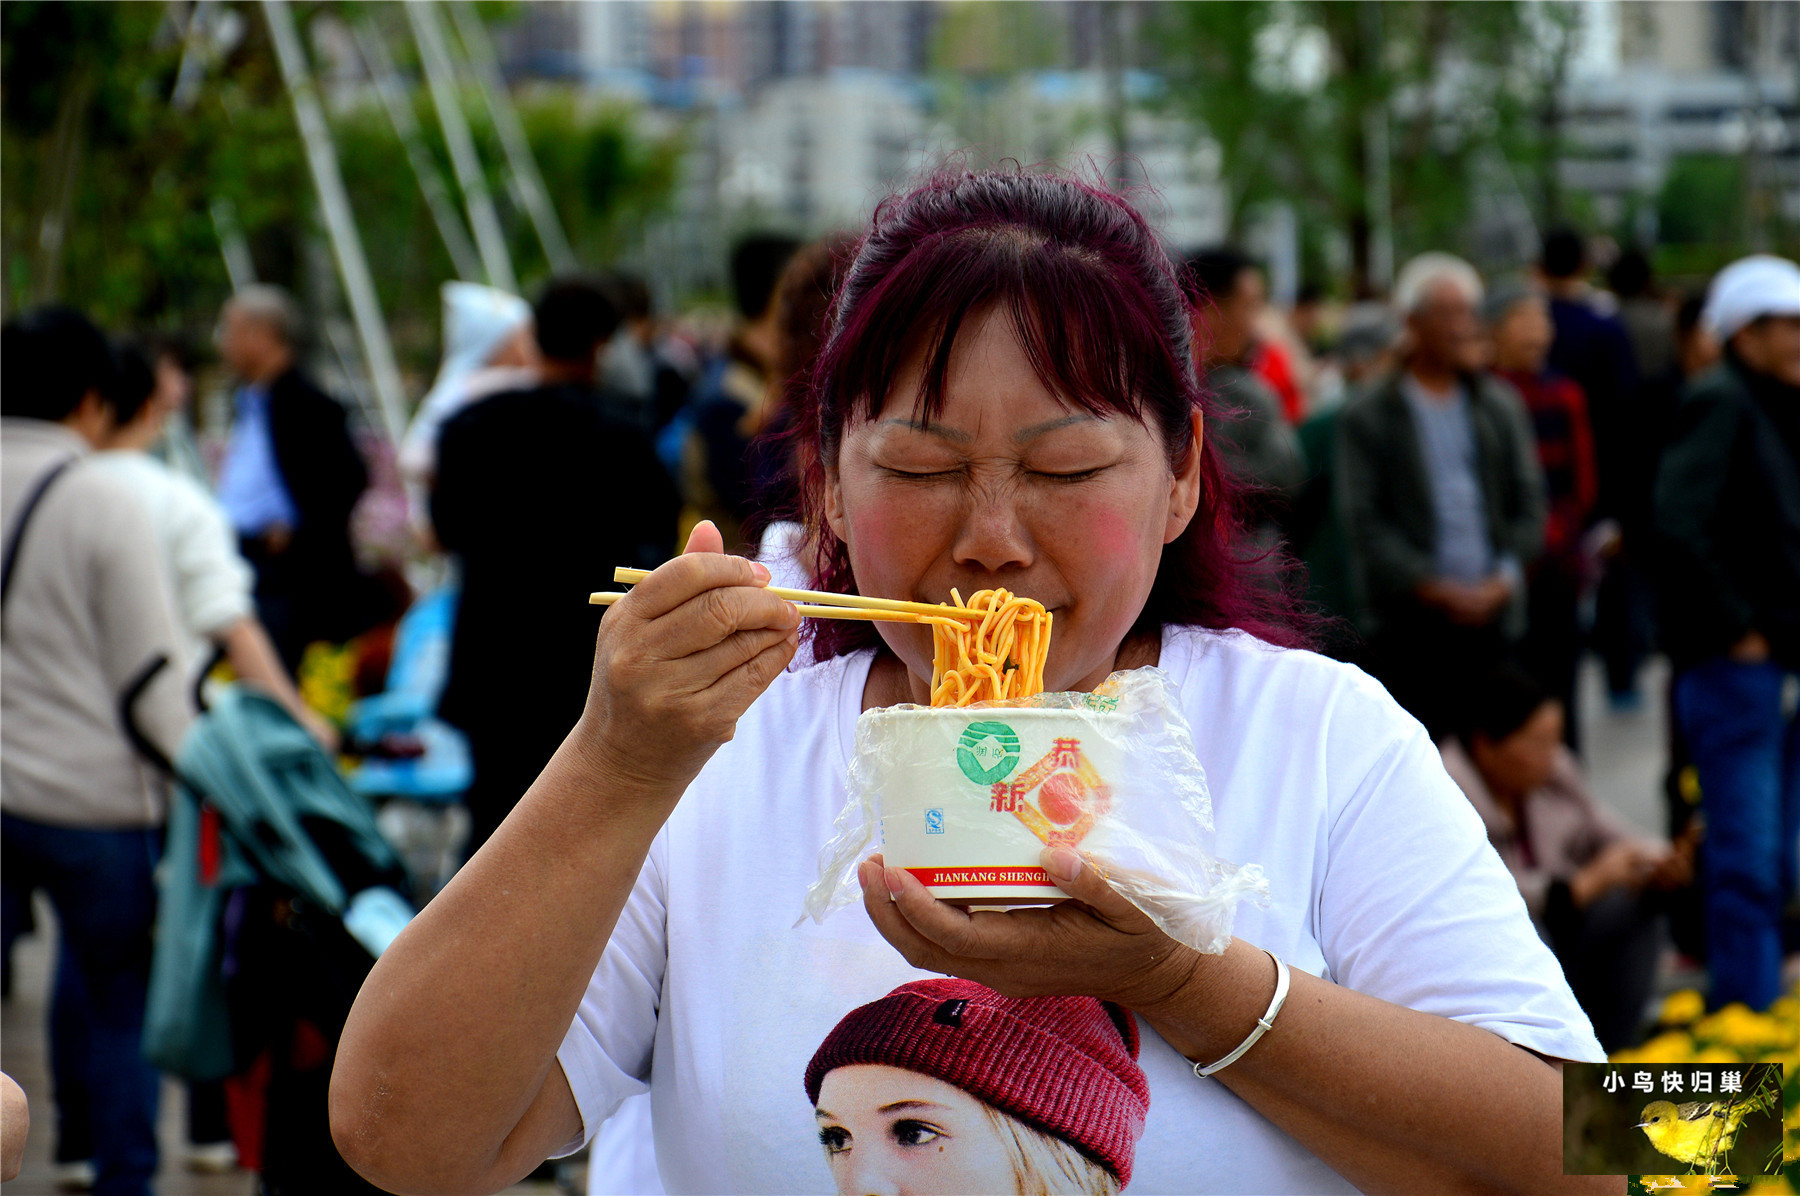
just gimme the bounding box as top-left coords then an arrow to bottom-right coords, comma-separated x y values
330,169 -> 1617,1195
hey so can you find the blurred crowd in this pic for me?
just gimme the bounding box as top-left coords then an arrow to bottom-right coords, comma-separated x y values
2,218 -> 1798,1192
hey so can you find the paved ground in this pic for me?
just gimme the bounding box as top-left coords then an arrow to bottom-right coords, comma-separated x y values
0,655 -> 1678,1195
1579,654 -> 1670,840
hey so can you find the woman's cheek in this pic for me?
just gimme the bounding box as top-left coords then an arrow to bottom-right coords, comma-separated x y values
846,488 -> 950,592
1043,496 -> 1160,578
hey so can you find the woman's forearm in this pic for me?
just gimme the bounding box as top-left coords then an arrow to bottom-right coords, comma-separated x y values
330,728 -> 672,1193
1140,939 -> 1623,1196
217,617 -> 337,749
218,616 -> 302,710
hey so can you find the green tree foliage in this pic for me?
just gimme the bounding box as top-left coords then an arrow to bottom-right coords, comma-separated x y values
1147,0 -> 1550,294
1,0 -> 680,380
2,1 -> 307,329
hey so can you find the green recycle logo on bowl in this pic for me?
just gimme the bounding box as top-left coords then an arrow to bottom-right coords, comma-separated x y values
957,721 -> 1021,786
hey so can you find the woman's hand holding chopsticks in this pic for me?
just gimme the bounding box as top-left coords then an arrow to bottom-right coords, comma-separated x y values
576,520 -> 801,807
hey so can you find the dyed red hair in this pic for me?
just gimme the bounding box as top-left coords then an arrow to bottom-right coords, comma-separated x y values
789,166 -> 1307,659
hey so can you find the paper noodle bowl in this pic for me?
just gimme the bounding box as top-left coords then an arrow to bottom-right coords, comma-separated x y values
865,704 -> 1127,904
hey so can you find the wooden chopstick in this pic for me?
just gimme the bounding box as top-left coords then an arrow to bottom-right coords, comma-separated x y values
588,591 -> 925,623
609,566 -> 982,619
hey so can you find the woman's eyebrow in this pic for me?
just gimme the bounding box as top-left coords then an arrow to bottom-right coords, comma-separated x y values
1014,414 -> 1096,442
878,418 -> 971,443
876,415 -> 1095,444
877,1099 -> 950,1113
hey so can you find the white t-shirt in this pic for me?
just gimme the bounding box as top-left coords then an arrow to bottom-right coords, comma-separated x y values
558,627 -> 1604,1195
91,450 -> 255,671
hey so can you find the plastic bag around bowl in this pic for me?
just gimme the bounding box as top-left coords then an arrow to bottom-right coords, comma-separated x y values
800,666 -> 1269,955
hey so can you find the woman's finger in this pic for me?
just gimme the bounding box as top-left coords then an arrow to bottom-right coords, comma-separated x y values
676,624 -> 800,687
705,636 -> 800,712
623,551 -> 768,623
683,519 -> 725,555
642,586 -> 800,660
881,864 -> 1045,963
859,860 -> 963,976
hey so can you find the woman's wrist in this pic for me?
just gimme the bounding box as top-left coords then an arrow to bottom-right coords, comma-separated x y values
1132,938 -> 1282,1066
548,718 -> 693,839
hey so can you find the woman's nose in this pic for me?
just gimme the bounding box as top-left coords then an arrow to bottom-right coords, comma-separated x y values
837,1153 -> 905,1196
951,488 -> 1035,575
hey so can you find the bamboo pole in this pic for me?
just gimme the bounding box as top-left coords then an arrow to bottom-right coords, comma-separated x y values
353,18 -> 484,284
446,1 -> 576,273
261,0 -> 408,447
406,0 -> 518,294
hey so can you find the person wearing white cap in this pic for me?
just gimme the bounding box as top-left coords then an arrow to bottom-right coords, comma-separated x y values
398,282 -> 539,534
1652,253 -> 1800,1012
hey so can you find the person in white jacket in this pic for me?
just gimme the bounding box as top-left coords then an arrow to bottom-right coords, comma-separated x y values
94,341 -> 335,750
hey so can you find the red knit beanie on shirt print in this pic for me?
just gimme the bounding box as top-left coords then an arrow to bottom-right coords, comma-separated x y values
803,978 -> 1151,1186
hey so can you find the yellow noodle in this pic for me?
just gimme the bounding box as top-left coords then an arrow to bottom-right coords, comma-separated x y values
924,588 -> 1053,707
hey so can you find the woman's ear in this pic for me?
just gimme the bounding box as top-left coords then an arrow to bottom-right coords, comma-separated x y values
1163,409 -> 1204,545
823,460 -> 848,544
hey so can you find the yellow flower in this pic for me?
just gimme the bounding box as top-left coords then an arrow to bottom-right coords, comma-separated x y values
1664,990 -> 1709,1026
1690,1046 -> 1746,1064
1631,1031 -> 1700,1063
1696,1004 -> 1786,1051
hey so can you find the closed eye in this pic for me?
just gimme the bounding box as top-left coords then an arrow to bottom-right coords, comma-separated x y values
1032,467 -> 1105,482
882,466 -> 961,481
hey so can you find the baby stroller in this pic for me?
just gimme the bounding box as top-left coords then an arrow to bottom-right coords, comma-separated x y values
144,686 -> 413,1195
343,583 -> 473,903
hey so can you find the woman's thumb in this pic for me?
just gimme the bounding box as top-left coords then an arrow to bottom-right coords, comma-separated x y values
684,519 -> 725,555
1041,847 -> 1141,921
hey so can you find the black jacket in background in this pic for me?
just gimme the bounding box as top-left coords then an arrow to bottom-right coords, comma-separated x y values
1336,369 -> 1547,637
259,367 -> 373,650
431,382 -> 679,750
1651,355 -> 1800,670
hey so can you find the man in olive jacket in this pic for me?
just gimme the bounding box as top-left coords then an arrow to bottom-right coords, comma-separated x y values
1339,254 -> 1547,737
1652,254 -> 1800,1012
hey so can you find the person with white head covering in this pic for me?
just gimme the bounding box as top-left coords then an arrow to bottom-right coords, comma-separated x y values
398,282 -> 538,527
1652,253 -> 1800,1014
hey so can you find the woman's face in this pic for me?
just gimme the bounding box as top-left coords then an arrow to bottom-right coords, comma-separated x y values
1471,700 -> 1564,800
488,323 -> 540,370
826,307 -> 1201,699
814,1064 -> 1020,1196
1489,297 -> 1552,374
152,354 -> 192,417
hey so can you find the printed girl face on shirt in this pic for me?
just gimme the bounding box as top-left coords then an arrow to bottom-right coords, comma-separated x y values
825,305 -> 1202,698
813,1064 -> 1022,1196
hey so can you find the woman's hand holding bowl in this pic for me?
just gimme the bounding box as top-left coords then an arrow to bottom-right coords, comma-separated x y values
858,847 -> 1206,1016
577,521 -> 801,810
